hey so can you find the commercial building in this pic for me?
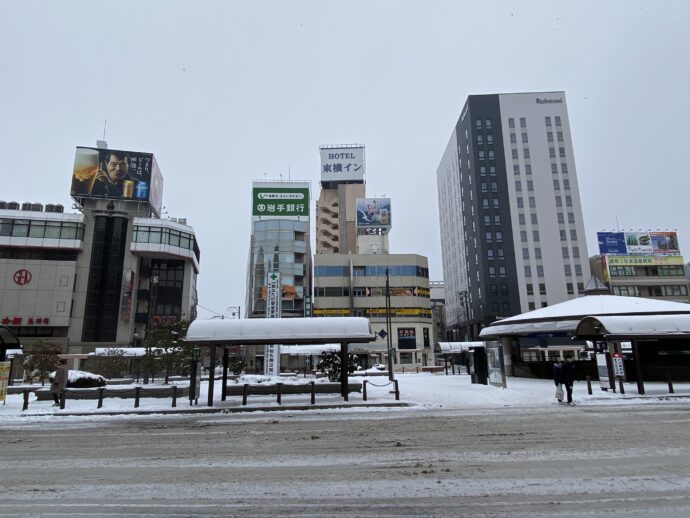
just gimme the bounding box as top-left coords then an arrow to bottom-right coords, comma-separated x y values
590,231 -> 689,303
429,280 -> 446,360
437,92 -> 590,340
0,144 -> 200,357
244,180 -> 312,372
313,145 -> 432,369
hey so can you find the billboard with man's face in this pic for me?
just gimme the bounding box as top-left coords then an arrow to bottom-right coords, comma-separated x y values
70,146 -> 164,217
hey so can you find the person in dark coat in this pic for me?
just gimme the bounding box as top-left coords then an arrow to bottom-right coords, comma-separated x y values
50,359 -> 69,407
553,360 -> 563,403
560,356 -> 576,405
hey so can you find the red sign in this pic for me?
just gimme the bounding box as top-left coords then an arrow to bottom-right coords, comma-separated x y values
1,316 -> 49,326
13,269 -> 32,286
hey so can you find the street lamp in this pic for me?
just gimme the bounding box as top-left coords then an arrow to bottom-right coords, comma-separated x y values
385,268 -> 395,381
458,291 -> 469,341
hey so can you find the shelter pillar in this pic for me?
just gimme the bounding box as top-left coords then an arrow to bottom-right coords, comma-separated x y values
340,342 -> 349,401
208,343 -> 217,406
632,341 -> 645,395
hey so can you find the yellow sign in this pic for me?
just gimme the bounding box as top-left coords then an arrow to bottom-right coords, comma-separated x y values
607,255 -> 685,266
0,362 -> 10,403
313,309 -> 350,316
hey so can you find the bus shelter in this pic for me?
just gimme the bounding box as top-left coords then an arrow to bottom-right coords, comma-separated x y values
184,317 -> 375,406
575,314 -> 690,395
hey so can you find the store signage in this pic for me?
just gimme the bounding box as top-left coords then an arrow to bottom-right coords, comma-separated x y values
597,231 -> 681,256
536,98 -> 563,104
13,269 -> 32,286
606,255 -> 685,266
252,186 -> 309,217
1,317 -> 50,325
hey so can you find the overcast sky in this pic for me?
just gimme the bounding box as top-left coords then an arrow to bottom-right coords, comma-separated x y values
1,1 -> 688,319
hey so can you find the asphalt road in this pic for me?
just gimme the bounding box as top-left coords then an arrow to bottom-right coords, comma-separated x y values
1,403 -> 690,517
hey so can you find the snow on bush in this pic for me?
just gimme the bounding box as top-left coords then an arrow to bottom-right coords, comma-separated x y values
49,370 -> 107,388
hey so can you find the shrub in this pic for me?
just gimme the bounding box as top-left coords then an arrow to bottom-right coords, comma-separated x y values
49,370 -> 107,388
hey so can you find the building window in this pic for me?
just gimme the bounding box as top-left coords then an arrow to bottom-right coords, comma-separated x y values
488,150 -> 495,160
487,134 -> 493,144
567,282 -> 574,295
523,148 -> 530,159
487,249 -> 495,259
499,266 -> 506,277
491,182 -> 497,192
533,230 -> 540,242
531,213 -> 538,224
486,119 -> 492,128
539,283 -> 546,295
551,163 -> 558,174
520,117 -> 527,128
485,231 -> 492,242
537,265 -> 544,277
575,264 -> 582,276
529,197 -> 536,208
556,197 -> 563,207
509,118 -> 515,128
568,212 -> 575,224
547,132 -> 554,142
489,266 -> 496,278
525,265 -> 532,277
557,131 -> 564,142
515,181 -> 522,192
482,198 -> 489,209
555,116 -> 562,126
549,147 -> 556,158
527,180 -> 534,191
489,166 -> 496,175
526,284 -> 534,295
512,149 -> 519,159
494,215 -> 501,225
521,132 -> 528,143
572,246 -> 580,259
477,134 -> 484,144
476,119 -> 482,129
517,197 -> 524,208
561,162 -> 568,174
500,284 -> 509,295
496,231 -> 503,242
553,179 -> 561,190
562,247 -> 569,258
479,150 -> 485,160
481,182 -> 487,192
560,229 -> 567,241
510,133 -> 517,144
484,215 -> 491,225
557,213 -> 565,224
563,179 -> 570,190
577,282 -> 584,292
559,147 -> 566,158
522,248 -> 530,259
566,195 -> 573,207
570,229 -> 577,240
497,248 -> 504,259
564,264 -> 572,276
492,199 -> 500,209
519,213 -> 526,225
529,302 -> 536,310
545,117 -> 552,127
525,164 -> 532,175
534,247 -> 542,259
490,283 -> 498,295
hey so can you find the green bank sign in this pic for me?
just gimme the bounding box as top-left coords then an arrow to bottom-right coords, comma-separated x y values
252,187 -> 309,217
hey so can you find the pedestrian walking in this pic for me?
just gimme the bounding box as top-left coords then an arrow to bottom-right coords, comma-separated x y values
553,360 -> 564,403
50,358 -> 69,407
560,355 -> 576,405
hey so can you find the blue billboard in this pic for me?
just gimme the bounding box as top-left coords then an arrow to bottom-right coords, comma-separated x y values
597,232 -> 627,255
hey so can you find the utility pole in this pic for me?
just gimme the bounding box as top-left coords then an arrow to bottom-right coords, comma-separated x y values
385,269 -> 394,381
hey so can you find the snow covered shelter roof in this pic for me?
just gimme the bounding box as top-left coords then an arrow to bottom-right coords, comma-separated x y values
479,295 -> 690,338
575,314 -> 690,340
280,345 -> 340,356
438,341 -> 486,353
184,317 -> 375,345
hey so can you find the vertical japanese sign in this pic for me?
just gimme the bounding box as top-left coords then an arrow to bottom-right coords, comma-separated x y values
264,271 -> 282,376
319,145 -> 365,183
0,361 -> 10,403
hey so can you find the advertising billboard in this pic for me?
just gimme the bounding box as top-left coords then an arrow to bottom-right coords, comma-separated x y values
320,145 -> 365,183
356,198 -> 391,229
252,186 -> 309,217
397,328 -> 417,350
70,147 -> 164,217
597,231 -> 681,256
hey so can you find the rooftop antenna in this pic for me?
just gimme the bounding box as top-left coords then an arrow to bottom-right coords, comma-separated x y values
615,215 -> 620,232
97,119 -> 108,149
288,165 -> 291,181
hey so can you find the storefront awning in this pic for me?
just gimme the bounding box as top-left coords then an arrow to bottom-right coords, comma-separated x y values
438,341 -> 486,353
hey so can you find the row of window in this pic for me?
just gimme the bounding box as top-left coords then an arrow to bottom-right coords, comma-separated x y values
524,264 -> 584,278
508,115 -> 562,130
132,226 -> 196,251
609,265 -> 686,277
0,218 -> 85,240
314,265 -> 429,278
0,247 -> 78,261
314,308 -> 433,319
613,285 -> 689,297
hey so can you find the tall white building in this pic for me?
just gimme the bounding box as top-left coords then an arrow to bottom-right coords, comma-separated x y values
437,92 -> 590,340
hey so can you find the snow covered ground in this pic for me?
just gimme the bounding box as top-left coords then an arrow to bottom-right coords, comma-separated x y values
1,372 -> 688,422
